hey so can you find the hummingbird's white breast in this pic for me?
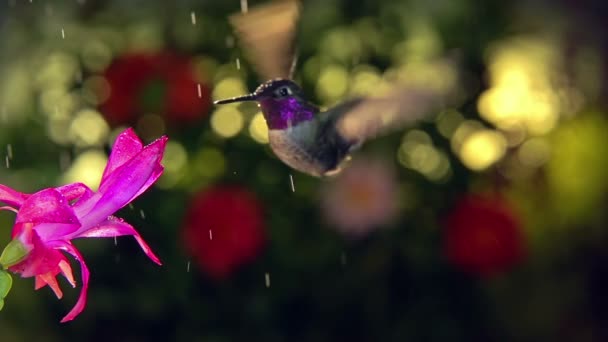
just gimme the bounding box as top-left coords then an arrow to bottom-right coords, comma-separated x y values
267,120 -> 327,177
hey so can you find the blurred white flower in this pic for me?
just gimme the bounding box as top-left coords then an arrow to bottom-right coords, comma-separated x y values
320,157 -> 399,238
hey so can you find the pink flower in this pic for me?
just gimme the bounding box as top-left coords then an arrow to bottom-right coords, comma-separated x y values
0,128 -> 166,322
320,158 -> 399,238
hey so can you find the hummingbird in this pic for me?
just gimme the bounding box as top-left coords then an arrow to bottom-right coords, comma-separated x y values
215,0 -> 455,177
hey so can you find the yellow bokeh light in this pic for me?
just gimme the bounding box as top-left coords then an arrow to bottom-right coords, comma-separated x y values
36,52 -> 79,88
158,141 -> 188,189
316,64 -> 348,103
61,150 -> 108,190
69,109 -> 110,147
518,137 -> 551,168
0,64 -> 33,124
477,37 -> 565,137
349,65 -> 385,96
82,40 -> 113,72
397,129 -> 452,182
249,112 -> 269,144
320,27 -> 362,63
450,120 -> 485,153
82,76 -> 111,105
436,109 -> 464,138
212,77 -> 248,103
192,147 -> 225,180
458,129 -> 507,171
126,22 -> 163,51
210,106 -> 244,138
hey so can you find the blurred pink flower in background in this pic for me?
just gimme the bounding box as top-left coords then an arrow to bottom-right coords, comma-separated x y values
320,158 -> 399,238
0,128 -> 166,322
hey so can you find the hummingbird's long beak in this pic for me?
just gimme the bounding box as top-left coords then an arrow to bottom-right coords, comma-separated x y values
213,93 -> 257,105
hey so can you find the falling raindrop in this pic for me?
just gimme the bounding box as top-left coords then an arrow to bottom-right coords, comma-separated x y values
5,156 -> 9,169
186,261 -> 191,272
240,0 -> 248,13
197,83 -> 202,98
289,174 -> 295,192
209,229 -> 213,240
264,272 -> 270,287
236,58 -> 241,70
129,203 -> 135,210
6,144 -> 12,160
139,209 -> 146,219
61,28 -> 65,39
114,236 -> 117,246
190,11 -> 197,25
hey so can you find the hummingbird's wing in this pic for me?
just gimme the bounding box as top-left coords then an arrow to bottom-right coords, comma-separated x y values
329,83 -> 452,145
228,0 -> 301,81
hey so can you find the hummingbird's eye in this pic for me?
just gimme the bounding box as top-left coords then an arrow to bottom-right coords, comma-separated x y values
274,86 -> 291,98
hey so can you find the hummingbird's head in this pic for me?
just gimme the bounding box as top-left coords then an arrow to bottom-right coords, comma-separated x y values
214,79 -> 316,130
213,78 -> 303,104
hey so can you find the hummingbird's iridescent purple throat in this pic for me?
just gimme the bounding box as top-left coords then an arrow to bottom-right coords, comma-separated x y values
214,79 -> 357,177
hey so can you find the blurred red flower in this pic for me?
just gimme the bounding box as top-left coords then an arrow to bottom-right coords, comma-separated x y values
100,52 -> 211,126
182,186 -> 265,280
443,194 -> 525,277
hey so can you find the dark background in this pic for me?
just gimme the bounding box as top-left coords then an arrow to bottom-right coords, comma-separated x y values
0,0 -> 607,340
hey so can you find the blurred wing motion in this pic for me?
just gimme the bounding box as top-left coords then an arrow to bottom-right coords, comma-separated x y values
332,61 -> 458,144
229,0 -> 301,81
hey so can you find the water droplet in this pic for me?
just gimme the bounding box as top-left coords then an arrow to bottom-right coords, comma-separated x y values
289,174 -> 295,192
190,11 -> 197,25
5,156 -> 9,169
209,229 -> 213,240
139,209 -> 146,219
236,58 -> 241,70
129,203 -> 134,210
6,145 -> 12,159
240,0 -> 248,13
197,83 -> 202,98
186,261 -> 191,272
114,236 -> 117,246
264,272 -> 270,287
61,28 -> 65,39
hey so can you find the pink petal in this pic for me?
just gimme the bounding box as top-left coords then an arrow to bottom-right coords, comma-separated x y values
47,241 -> 90,323
55,183 -> 94,203
16,189 -> 79,225
31,223 -> 81,242
8,230 -> 69,277
79,136 -> 167,227
100,128 -> 144,186
74,216 -> 161,265
15,189 -> 81,241
0,184 -> 29,208
128,162 -> 164,203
